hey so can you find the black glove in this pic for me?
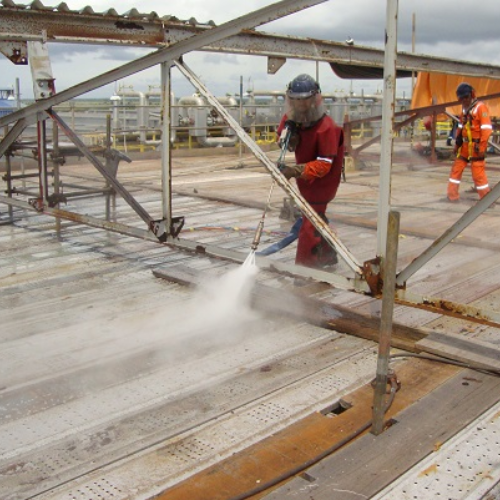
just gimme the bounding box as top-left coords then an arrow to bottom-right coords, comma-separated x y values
284,120 -> 300,151
284,120 -> 298,134
279,121 -> 300,152
287,132 -> 300,152
455,135 -> 463,147
280,164 -> 304,179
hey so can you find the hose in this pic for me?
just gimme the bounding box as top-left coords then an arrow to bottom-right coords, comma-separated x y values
227,375 -> 400,500
250,124 -> 292,252
227,418 -> 372,500
390,353 -> 500,377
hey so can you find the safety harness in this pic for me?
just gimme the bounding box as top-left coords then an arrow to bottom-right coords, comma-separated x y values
458,99 -> 483,161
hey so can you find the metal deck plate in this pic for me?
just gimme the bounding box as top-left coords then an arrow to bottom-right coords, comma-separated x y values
38,349 -> 377,500
373,399 -> 500,500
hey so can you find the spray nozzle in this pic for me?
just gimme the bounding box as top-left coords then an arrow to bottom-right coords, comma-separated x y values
251,219 -> 264,251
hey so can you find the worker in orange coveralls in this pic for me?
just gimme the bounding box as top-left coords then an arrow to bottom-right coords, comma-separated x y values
277,74 -> 344,268
447,82 -> 493,202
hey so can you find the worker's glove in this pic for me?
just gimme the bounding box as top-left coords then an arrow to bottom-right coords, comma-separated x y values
284,120 -> 300,151
284,120 -> 298,134
287,132 -> 300,152
280,163 -> 304,179
455,135 -> 463,147
278,132 -> 300,152
278,120 -> 300,152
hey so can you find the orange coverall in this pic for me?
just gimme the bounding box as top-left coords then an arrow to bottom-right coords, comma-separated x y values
447,100 -> 493,201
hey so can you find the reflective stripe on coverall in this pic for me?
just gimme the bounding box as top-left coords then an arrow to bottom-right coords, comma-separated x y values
447,100 -> 493,201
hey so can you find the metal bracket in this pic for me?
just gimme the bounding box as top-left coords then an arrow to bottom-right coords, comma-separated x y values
27,40 -> 55,100
363,257 -> 383,296
28,197 -> 44,212
0,40 -> 28,65
170,216 -> 185,238
104,148 -> 132,178
47,193 -> 67,207
267,56 -> 286,74
370,368 -> 401,394
151,215 -> 185,242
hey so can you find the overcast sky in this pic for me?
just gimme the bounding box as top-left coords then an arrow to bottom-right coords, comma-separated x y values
2,0 -> 500,101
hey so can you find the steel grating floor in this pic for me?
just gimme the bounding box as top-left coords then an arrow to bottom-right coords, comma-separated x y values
2,147 -> 500,499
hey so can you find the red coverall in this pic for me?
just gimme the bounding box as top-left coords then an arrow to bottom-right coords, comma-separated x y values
447,100 -> 493,201
277,114 -> 344,267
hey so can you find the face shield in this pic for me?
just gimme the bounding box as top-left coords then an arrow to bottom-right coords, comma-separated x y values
284,92 -> 326,126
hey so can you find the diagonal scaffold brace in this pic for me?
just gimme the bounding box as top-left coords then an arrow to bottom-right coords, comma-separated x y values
174,59 -> 363,276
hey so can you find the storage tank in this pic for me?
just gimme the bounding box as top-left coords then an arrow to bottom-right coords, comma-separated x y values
0,89 -> 15,117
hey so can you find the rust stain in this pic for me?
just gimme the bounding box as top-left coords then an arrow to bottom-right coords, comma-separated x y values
362,257 -> 382,296
421,297 -> 487,320
419,463 -> 438,477
396,296 -> 499,328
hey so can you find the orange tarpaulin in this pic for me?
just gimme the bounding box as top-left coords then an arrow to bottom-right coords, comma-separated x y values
411,72 -> 500,117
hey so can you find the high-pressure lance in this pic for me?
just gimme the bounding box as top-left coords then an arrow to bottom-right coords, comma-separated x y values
250,120 -> 297,251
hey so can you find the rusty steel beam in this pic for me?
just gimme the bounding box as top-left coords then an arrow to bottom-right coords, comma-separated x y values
395,289 -> 500,330
0,194 -> 159,240
0,8 -> 169,48
2,6 -> 500,79
0,0 -> 328,128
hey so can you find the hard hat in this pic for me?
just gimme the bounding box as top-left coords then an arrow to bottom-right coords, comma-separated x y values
456,82 -> 473,99
286,74 -> 320,99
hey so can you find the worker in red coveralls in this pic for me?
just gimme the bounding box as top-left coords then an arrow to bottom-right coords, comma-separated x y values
277,74 -> 344,268
447,82 -> 493,202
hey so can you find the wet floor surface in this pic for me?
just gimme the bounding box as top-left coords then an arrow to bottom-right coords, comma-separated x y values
1,144 -> 500,498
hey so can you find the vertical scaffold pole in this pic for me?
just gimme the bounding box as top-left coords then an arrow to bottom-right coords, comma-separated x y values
372,0 -> 399,436
376,0 -> 398,256
161,61 -> 172,235
372,210 -> 400,435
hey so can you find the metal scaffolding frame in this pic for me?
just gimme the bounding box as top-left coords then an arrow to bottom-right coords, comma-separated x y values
1,0 -> 500,331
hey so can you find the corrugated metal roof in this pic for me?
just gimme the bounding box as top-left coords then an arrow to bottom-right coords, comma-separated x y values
0,0 -> 216,27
